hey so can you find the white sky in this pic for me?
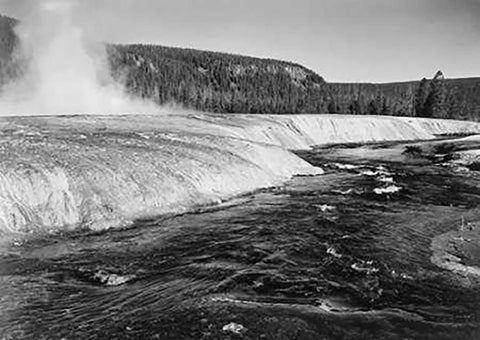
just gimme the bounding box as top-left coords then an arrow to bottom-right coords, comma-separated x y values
1,0 -> 479,82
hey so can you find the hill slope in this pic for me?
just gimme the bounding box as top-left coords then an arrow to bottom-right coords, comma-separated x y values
108,44 -> 327,114
0,14 -> 479,120
111,46 -> 480,120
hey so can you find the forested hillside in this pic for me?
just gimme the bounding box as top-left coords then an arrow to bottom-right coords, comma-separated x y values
1,14 -> 480,120
108,44 -> 327,114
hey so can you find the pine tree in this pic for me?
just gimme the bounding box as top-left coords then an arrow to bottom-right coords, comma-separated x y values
367,98 -> 381,115
424,71 -> 447,118
414,78 -> 430,117
327,100 -> 338,113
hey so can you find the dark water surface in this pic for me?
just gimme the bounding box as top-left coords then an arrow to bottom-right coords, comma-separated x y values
2,142 -> 480,339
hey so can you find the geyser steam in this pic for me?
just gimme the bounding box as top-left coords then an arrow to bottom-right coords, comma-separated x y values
0,0 -> 157,115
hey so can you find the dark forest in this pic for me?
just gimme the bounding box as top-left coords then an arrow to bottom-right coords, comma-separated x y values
1,14 -> 480,120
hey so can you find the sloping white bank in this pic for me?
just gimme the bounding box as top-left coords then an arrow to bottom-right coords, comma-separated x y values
184,114 -> 480,149
0,114 -> 479,235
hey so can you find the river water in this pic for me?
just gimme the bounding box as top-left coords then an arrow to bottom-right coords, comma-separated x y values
1,140 -> 480,339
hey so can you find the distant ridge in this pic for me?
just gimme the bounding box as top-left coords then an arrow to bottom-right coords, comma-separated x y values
0,14 -> 479,120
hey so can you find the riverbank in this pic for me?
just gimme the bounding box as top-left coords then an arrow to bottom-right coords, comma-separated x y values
1,114 -> 479,237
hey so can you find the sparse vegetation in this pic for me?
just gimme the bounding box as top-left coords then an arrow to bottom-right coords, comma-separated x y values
404,142 -> 462,163
403,145 -> 423,156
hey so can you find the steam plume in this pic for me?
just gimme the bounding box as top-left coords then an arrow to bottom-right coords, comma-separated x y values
0,0 -> 158,116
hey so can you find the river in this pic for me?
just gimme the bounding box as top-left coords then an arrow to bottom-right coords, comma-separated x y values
1,139 -> 480,339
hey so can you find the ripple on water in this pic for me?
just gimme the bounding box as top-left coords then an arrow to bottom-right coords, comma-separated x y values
2,148 -> 480,338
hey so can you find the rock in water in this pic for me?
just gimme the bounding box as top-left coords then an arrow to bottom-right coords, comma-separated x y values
222,322 -> 247,335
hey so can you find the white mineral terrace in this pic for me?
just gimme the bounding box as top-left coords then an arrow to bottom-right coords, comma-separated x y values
0,113 -> 479,234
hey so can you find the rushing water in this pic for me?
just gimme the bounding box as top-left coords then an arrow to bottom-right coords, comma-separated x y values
1,140 -> 480,339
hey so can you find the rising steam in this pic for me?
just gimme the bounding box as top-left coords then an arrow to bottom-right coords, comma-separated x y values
0,0 -> 158,116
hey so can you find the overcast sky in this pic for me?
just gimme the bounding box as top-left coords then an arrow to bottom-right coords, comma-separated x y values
1,0 -> 479,82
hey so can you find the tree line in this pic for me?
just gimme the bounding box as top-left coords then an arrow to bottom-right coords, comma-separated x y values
0,14 -> 479,120
109,44 -> 480,121
108,44 -> 328,114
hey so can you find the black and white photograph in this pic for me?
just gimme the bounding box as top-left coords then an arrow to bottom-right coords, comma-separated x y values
0,0 -> 480,339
